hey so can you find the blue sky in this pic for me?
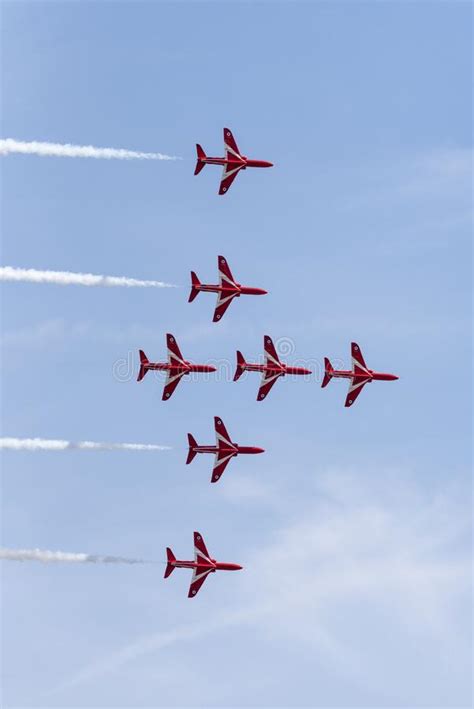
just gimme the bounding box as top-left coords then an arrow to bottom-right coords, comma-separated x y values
1,1 -> 472,707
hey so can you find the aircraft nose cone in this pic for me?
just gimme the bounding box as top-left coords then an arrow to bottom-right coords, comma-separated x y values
255,447 -> 265,454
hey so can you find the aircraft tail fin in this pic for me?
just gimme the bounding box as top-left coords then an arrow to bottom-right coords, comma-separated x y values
194,144 -> 206,175
188,272 -> 201,302
322,357 -> 334,388
164,547 -> 176,578
137,350 -> 150,382
186,433 -> 198,465
234,351 -> 247,381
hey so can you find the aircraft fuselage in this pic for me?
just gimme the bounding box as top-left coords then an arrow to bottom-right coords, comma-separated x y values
190,444 -> 264,456
195,283 -> 267,297
201,156 -> 273,169
168,559 -> 243,572
330,369 -> 399,382
242,363 -> 312,376
142,361 -> 216,375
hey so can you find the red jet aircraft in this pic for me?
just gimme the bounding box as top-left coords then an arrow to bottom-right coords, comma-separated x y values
194,127 -> 273,195
189,255 -> 267,322
234,335 -> 312,401
322,342 -> 399,407
186,416 -> 265,483
165,531 -> 243,598
137,334 -> 216,401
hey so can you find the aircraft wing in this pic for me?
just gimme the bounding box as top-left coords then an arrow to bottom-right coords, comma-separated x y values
257,369 -> 283,401
188,567 -> 212,598
213,256 -> 238,320
167,334 -> 185,366
345,377 -> 371,408
213,291 -> 237,322
215,417 -> 232,448
162,370 -> 185,401
219,164 -> 243,195
194,531 -> 211,562
211,417 -> 235,482
351,342 -> 370,377
211,450 -> 235,483
263,336 -> 281,367
189,533 -> 214,595
223,128 -> 242,159
218,256 -> 237,287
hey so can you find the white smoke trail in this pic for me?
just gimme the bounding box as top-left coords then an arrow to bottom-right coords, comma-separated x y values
0,138 -> 179,161
0,266 -> 176,289
0,548 -> 146,564
0,438 -> 171,452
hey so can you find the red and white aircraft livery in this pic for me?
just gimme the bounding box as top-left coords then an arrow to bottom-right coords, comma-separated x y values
194,127 -> 273,195
189,255 -> 267,322
164,531 -> 243,598
186,416 -> 265,483
322,342 -> 399,407
234,335 -> 312,401
137,334 -> 216,401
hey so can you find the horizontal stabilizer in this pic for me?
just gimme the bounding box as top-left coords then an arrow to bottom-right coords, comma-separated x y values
234,351 -> 247,381
186,433 -> 198,465
194,144 -> 206,175
137,349 -> 149,382
188,272 -> 201,302
322,357 -> 333,388
164,547 -> 176,578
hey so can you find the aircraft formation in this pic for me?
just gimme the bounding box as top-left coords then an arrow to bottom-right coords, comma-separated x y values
5,127 -> 399,599
137,128 -> 398,597
136,327 -> 398,408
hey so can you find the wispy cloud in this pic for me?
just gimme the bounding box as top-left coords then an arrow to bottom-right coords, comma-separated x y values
52,608 -> 260,696
53,468 -> 471,702
341,146 -> 473,214
216,474 -> 279,505
1,318 -> 71,349
1,319 -> 221,352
